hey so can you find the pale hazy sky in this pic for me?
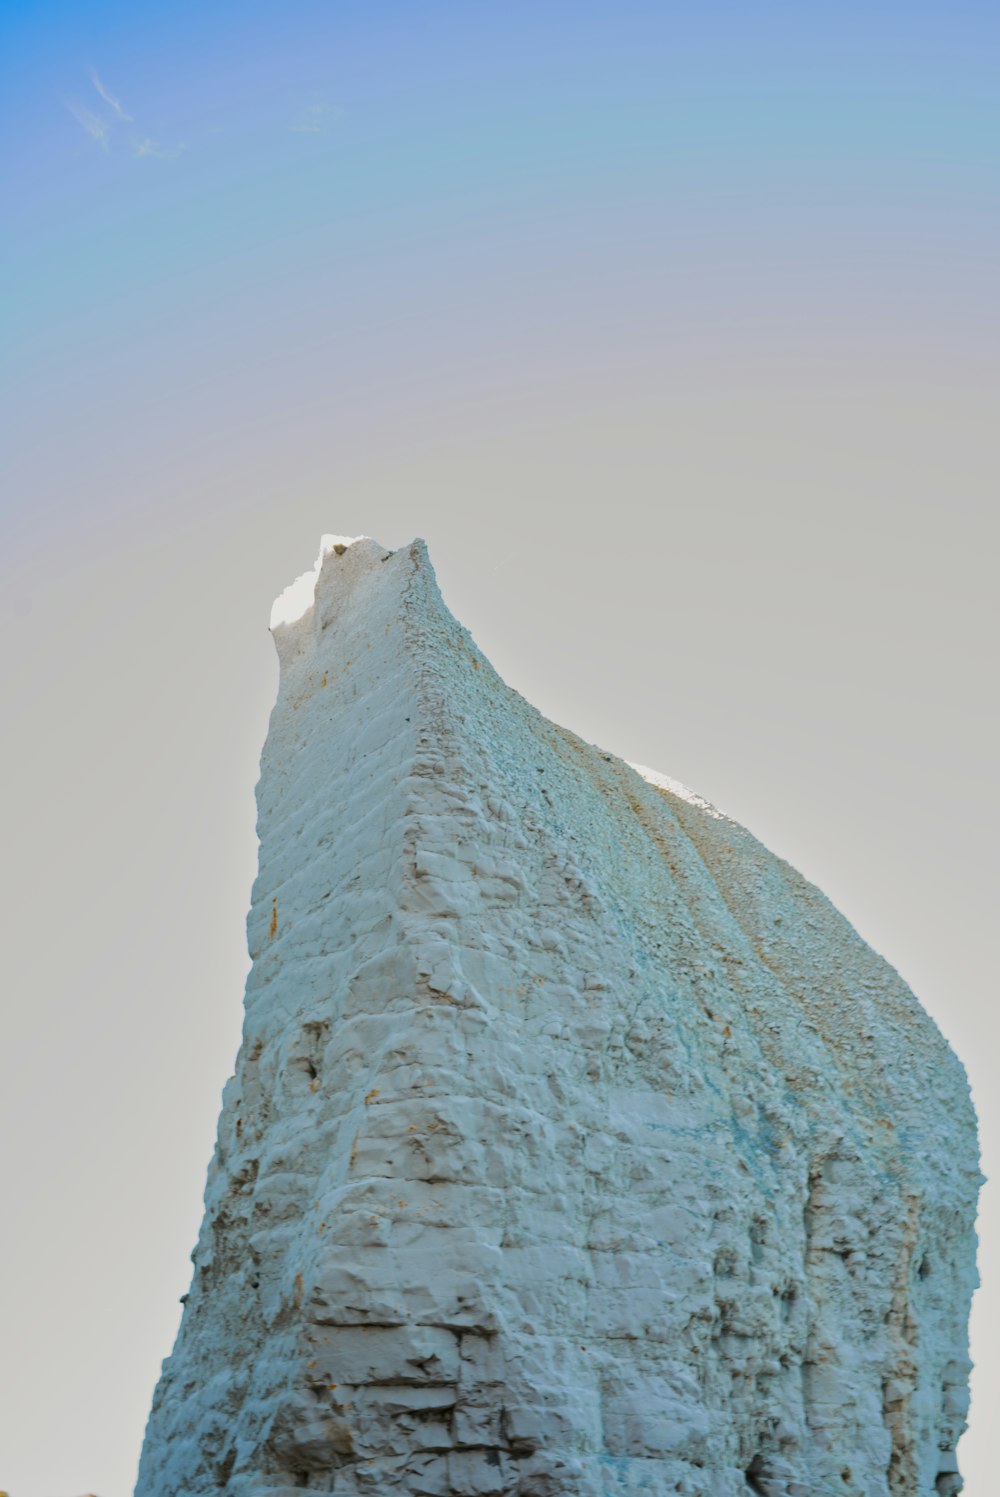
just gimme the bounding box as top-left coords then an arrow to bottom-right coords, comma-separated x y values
2,4 -> 997,1494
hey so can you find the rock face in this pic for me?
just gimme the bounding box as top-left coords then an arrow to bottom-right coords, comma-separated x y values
136,537 -> 979,1497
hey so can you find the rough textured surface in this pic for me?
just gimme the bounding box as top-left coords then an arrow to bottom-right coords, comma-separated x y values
136,537 -> 980,1497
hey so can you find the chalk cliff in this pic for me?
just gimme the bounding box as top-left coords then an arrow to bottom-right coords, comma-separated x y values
136,537 -> 979,1497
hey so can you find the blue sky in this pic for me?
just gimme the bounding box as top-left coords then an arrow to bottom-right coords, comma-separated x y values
6,1 -> 999,346
5,0 -> 998,561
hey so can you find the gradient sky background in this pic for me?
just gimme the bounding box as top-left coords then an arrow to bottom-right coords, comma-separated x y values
2,3 -> 997,1493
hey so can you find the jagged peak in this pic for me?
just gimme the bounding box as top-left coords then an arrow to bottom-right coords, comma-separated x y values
270,534 -> 373,630
266,535 -> 438,670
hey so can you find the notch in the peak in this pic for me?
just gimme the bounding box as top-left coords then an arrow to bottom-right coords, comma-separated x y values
270,534 -> 379,630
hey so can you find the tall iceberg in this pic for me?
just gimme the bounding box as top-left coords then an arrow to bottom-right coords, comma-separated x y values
136,537 -> 979,1496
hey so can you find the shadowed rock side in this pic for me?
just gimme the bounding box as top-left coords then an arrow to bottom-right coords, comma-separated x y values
136,537 -> 980,1497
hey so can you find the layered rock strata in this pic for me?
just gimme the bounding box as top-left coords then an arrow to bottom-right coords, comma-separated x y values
136,536 -> 979,1497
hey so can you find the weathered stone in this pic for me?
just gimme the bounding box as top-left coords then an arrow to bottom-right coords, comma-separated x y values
136,536 -> 980,1495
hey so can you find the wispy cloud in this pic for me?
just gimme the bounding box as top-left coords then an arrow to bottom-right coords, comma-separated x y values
132,136 -> 185,161
286,100 -> 343,135
65,98 -> 112,149
63,66 -> 185,164
89,68 -> 131,121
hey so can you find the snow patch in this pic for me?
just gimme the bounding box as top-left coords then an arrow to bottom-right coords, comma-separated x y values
630,762 -> 726,820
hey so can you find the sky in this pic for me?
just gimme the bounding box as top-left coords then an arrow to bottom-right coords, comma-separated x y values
1,2 -> 997,1492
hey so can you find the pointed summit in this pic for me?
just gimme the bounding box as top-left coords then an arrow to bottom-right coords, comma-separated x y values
137,537 -> 978,1497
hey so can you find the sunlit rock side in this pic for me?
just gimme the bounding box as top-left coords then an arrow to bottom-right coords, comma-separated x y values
136,537 -> 980,1497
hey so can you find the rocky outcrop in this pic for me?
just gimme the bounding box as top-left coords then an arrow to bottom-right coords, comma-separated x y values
136,537 -> 979,1496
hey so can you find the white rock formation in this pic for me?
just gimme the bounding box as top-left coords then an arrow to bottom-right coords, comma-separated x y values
136,537 -> 979,1497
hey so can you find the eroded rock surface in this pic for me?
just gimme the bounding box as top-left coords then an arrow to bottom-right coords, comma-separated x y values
136,537 -> 979,1496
